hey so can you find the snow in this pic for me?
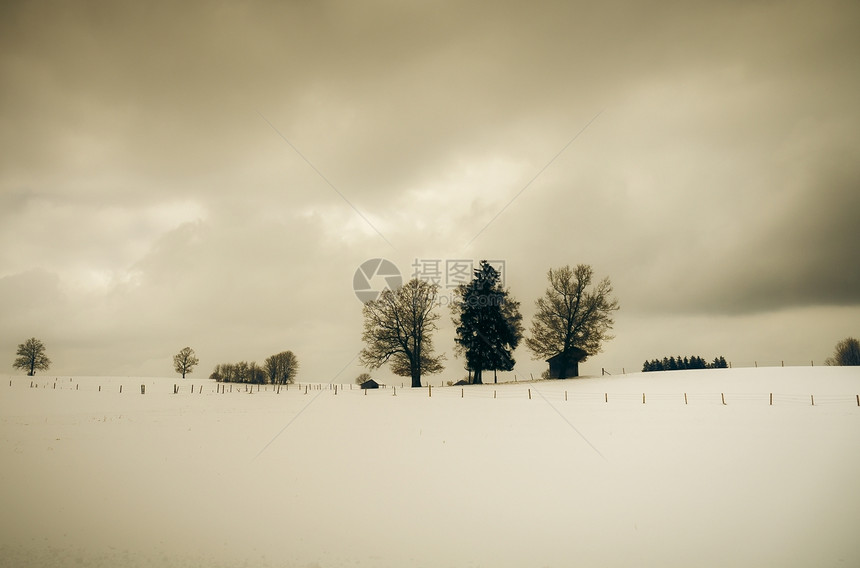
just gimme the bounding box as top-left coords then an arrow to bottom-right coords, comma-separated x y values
1,367 -> 859,567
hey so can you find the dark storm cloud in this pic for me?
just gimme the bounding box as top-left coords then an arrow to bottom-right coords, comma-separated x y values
2,0 -> 859,374
691,157 -> 860,314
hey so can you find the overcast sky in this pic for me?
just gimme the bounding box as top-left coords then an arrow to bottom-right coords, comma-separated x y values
2,0 -> 858,381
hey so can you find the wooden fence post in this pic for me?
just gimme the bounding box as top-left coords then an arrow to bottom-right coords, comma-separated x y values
811,395 -> 814,406
684,393 -> 687,405
605,393 -> 608,403
528,388 -> 531,400
564,391 -> 568,401
769,393 -> 773,406
642,393 -> 645,404
140,385 -> 145,395
119,385 -> 122,393
461,388 -> 464,398
429,384 -> 432,398
721,393 -> 726,405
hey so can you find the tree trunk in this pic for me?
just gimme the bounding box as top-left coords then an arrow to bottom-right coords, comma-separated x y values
474,368 -> 483,385
411,346 -> 421,388
494,369 -> 498,384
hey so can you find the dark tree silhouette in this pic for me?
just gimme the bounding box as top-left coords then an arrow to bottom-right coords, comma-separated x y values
452,261 -> 523,384
264,351 -> 299,384
826,337 -> 860,366
642,355 -> 727,372
359,278 -> 444,387
13,337 -> 51,376
209,361 -> 266,384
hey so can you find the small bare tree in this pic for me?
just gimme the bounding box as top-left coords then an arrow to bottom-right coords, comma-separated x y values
173,347 -> 199,378
13,337 -> 51,376
355,372 -> 372,385
825,337 -> 860,366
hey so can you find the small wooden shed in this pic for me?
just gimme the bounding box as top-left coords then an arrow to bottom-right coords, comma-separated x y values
546,347 -> 588,379
359,378 -> 381,389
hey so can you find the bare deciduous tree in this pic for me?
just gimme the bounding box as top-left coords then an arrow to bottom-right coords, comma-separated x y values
359,278 -> 444,387
13,337 -> 51,376
173,347 -> 199,378
355,372 -> 372,385
264,351 -> 299,384
525,264 -> 619,361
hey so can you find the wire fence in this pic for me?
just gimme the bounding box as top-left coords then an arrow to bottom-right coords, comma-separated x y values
7,376 -> 860,408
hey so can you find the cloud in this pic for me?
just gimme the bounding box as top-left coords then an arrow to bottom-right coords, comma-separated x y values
1,0 -> 858,376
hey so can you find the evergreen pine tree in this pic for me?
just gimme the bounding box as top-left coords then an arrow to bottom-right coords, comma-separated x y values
453,261 -> 523,384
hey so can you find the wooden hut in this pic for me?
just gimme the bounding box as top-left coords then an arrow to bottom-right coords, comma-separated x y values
359,378 -> 381,389
546,347 -> 588,379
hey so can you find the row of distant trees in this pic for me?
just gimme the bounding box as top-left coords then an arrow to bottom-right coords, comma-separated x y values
10,331 -> 859,380
209,351 -> 299,385
174,346 -> 300,384
7,339 -> 301,384
642,355 -> 728,372
359,262 -> 620,387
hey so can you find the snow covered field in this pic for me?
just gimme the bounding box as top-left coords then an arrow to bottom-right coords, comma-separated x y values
1,367 -> 859,568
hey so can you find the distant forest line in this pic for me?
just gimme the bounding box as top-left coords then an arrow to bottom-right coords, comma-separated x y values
642,355 -> 728,372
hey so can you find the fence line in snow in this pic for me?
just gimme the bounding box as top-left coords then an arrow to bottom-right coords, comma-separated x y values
7,376 -> 860,407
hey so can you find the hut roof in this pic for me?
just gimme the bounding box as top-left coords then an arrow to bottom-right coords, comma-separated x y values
546,347 -> 588,364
